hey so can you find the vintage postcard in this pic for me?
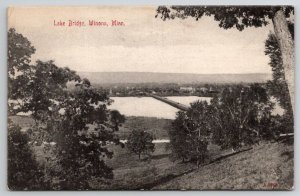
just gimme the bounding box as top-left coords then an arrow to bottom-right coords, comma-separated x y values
7,6 -> 294,190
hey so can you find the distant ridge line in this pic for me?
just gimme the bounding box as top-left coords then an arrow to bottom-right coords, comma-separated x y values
78,72 -> 272,84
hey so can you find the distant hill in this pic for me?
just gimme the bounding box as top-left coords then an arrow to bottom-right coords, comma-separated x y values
78,72 -> 271,84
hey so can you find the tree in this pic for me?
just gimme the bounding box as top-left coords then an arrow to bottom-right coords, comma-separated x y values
8,120 -> 47,190
170,101 -> 211,167
15,60 -> 81,122
186,101 -> 211,166
156,6 -> 294,114
265,34 -> 291,112
8,28 -> 35,79
264,31 -> 294,136
22,66 -> 122,190
42,77 -> 121,190
8,28 -> 124,190
210,84 -> 273,150
126,130 -> 155,160
8,28 -> 36,115
7,28 -> 46,190
168,111 -> 191,163
109,110 -> 126,131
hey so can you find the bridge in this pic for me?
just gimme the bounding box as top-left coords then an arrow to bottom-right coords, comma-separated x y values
148,94 -> 189,111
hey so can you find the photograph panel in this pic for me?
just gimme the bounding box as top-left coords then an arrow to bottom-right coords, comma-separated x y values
7,6 -> 294,190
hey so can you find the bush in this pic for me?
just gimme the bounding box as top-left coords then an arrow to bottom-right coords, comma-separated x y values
210,84 -> 273,150
8,120 -> 47,190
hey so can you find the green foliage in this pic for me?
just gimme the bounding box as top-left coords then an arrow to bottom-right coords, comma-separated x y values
270,114 -> 294,136
110,110 -> 126,131
24,64 -> 119,190
126,130 -> 155,160
170,84 -> 274,163
8,28 -> 35,114
8,28 -> 124,190
8,28 -> 35,76
15,60 -> 81,121
37,78 -> 119,190
168,112 -> 191,162
156,6 -> 293,31
169,101 -> 210,165
265,33 -> 293,115
210,84 -> 273,149
264,31 -> 294,136
7,28 -> 46,190
8,120 -> 47,190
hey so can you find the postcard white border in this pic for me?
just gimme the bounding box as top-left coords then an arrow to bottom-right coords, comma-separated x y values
0,0 -> 299,195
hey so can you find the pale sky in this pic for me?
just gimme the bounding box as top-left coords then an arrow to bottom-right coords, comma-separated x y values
8,6 -> 273,74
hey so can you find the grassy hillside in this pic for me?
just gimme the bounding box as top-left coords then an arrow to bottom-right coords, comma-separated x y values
90,141 -> 293,190
9,115 -> 172,140
90,142 -> 221,190
90,143 -> 194,190
9,115 -> 293,190
118,116 -> 172,139
153,141 -> 293,190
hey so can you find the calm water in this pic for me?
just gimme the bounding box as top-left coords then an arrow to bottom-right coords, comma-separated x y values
109,96 -> 284,119
108,96 -> 212,119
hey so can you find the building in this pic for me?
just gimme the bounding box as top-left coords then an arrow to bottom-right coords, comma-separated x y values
179,86 -> 195,93
198,87 -> 208,93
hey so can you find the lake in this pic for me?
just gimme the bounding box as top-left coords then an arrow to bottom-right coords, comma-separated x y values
108,96 -> 212,119
108,96 -> 284,119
